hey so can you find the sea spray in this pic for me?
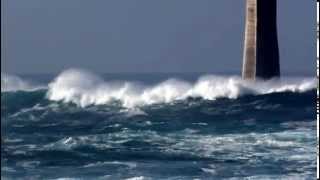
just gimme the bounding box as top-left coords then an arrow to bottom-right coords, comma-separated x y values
46,69 -> 317,108
1,73 -> 45,92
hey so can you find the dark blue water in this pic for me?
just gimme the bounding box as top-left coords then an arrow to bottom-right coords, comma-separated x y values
1,72 -> 317,180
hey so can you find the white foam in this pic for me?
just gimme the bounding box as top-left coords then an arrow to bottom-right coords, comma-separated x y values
50,178 -> 80,180
47,69 -> 316,108
83,161 -> 137,169
125,176 -> 148,180
201,166 -> 217,175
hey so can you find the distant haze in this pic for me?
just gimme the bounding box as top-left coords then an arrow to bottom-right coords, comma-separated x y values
1,0 -> 316,75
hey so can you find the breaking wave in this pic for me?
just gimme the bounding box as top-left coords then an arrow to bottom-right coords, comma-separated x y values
1,69 -> 316,108
2,69 -> 317,179
46,69 -> 316,108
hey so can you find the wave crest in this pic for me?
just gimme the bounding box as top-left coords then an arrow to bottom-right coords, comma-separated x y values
46,69 -> 316,108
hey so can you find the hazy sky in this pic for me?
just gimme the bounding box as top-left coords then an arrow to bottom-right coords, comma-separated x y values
1,0 -> 317,75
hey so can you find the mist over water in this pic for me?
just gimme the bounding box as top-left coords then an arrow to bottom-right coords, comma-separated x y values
1,69 -> 317,179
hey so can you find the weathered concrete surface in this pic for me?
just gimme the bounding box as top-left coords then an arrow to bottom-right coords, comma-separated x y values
242,0 -> 257,80
242,0 -> 280,80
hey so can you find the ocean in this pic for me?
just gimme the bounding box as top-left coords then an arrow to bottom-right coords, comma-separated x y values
1,69 -> 317,180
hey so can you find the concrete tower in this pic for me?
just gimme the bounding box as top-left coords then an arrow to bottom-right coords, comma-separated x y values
242,0 -> 280,80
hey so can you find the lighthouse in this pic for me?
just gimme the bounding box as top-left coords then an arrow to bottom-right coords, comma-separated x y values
242,0 -> 280,80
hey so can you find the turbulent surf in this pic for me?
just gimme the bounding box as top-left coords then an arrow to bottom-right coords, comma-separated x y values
1,69 -> 317,179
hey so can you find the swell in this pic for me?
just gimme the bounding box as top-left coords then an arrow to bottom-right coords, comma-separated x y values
2,123 -> 317,179
2,88 -> 316,127
1,90 -> 48,117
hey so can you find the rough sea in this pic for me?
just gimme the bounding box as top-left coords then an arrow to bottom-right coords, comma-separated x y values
1,69 -> 317,180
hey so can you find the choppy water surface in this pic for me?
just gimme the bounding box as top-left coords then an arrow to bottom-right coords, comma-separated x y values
1,70 -> 317,179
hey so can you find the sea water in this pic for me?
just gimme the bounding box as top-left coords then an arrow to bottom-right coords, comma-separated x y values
1,69 -> 317,179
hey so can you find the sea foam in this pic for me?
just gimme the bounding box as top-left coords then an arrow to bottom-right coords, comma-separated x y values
46,69 -> 316,108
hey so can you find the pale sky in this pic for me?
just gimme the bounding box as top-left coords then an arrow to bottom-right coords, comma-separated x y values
1,0 -> 317,75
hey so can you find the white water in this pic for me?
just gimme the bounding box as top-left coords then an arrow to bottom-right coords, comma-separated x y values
46,69 -> 316,108
1,69 -> 316,108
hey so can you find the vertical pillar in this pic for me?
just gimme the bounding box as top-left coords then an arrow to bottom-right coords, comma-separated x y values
242,0 -> 280,80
